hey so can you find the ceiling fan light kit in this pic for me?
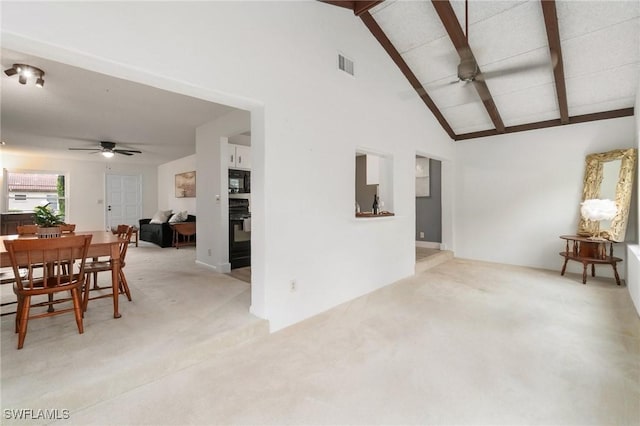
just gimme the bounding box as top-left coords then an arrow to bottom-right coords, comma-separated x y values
4,64 -> 45,88
69,141 -> 142,158
457,57 -> 479,82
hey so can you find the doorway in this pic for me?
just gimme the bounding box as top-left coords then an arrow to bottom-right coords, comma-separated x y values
415,156 -> 442,259
105,174 -> 142,231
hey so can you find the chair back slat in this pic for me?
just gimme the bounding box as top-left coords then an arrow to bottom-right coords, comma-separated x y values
119,226 -> 133,263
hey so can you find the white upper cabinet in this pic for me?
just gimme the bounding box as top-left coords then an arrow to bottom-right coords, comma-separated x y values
228,144 -> 251,170
366,154 -> 379,185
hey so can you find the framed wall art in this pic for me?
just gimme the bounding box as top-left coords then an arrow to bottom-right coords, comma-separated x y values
175,171 -> 196,198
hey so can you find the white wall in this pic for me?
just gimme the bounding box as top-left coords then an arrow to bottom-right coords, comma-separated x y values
157,155 -> 197,215
454,116 -> 636,280
1,151 -> 158,230
195,109 -> 250,276
0,1 -> 452,329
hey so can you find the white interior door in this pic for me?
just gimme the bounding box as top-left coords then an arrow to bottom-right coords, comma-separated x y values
106,174 -> 142,230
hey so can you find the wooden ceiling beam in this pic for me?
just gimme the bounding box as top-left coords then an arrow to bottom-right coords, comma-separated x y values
317,1 -> 383,16
541,0 -> 569,124
454,108 -> 634,141
318,1 -> 355,11
322,0 -> 626,141
354,1 -> 385,16
431,0 -> 505,133
359,11 -> 456,140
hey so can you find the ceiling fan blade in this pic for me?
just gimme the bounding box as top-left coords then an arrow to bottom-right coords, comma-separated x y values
68,148 -> 100,151
475,51 -> 559,81
114,149 -> 142,155
477,62 -> 553,81
472,78 -> 493,102
425,78 -> 463,92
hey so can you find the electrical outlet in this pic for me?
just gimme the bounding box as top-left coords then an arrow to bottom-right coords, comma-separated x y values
290,280 -> 297,292
419,231 -> 424,238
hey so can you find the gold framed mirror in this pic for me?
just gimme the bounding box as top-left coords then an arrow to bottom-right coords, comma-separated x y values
578,148 -> 637,242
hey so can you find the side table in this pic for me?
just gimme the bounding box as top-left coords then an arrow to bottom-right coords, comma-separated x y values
131,226 -> 138,247
559,235 -> 622,285
170,222 -> 196,249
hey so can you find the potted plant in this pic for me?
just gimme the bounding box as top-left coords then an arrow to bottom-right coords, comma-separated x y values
33,203 -> 64,238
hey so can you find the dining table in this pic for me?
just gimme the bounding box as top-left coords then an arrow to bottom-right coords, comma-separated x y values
0,230 -> 126,318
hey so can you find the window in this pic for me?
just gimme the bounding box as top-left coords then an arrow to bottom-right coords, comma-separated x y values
4,170 -> 67,220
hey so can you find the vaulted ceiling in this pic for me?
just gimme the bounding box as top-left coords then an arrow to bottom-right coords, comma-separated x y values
322,0 -> 639,140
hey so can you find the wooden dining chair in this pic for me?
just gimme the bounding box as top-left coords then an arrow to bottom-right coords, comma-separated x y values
83,226 -> 133,312
87,224 -> 130,290
60,223 -> 76,233
111,224 -> 130,237
3,234 -> 92,349
0,267 -> 27,317
15,223 -> 46,279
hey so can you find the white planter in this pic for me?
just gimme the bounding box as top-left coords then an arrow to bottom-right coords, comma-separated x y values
37,226 -> 61,239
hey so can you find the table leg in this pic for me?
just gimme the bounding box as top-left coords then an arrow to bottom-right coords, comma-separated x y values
591,264 -> 596,277
561,258 -> 569,276
612,263 -> 621,286
582,262 -> 588,284
110,244 -> 121,318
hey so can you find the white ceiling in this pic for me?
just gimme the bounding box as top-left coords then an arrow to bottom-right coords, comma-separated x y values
1,49 -> 238,165
3,2 -> 637,153
370,0 -> 639,135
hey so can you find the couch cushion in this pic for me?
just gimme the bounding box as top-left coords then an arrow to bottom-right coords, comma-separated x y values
150,209 -> 172,224
168,210 -> 188,223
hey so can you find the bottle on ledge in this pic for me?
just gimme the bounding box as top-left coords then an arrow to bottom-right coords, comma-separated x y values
372,194 -> 379,215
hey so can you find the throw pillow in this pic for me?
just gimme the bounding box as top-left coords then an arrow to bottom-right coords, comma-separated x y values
150,209 -> 172,224
169,210 -> 188,223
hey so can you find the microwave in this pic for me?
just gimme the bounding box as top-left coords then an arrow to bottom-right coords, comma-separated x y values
229,169 -> 250,194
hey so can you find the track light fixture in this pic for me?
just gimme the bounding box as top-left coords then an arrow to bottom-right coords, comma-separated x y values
4,64 -> 45,88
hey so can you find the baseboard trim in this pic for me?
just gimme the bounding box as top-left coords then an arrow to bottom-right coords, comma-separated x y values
195,260 -> 231,273
416,241 -> 442,249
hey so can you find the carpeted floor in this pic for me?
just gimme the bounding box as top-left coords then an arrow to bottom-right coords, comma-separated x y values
1,243 -> 638,425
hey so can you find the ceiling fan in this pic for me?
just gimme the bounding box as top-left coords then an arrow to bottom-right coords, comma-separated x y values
68,141 -> 142,158
440,0 -> 557,94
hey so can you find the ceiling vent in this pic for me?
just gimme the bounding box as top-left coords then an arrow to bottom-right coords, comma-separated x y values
338,53 -> 354,76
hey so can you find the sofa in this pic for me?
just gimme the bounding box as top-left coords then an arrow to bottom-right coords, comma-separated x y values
139,214 -> 196,248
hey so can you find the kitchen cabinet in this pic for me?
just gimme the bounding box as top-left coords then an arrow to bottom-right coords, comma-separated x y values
228,144 -> 251,170
1,212 -> 35,235
366,154 -> 379,185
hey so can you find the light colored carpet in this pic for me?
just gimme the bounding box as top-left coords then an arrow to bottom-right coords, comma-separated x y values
1,243 -> 638,425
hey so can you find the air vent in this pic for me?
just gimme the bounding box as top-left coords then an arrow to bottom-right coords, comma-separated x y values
338,53 -> 354,76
